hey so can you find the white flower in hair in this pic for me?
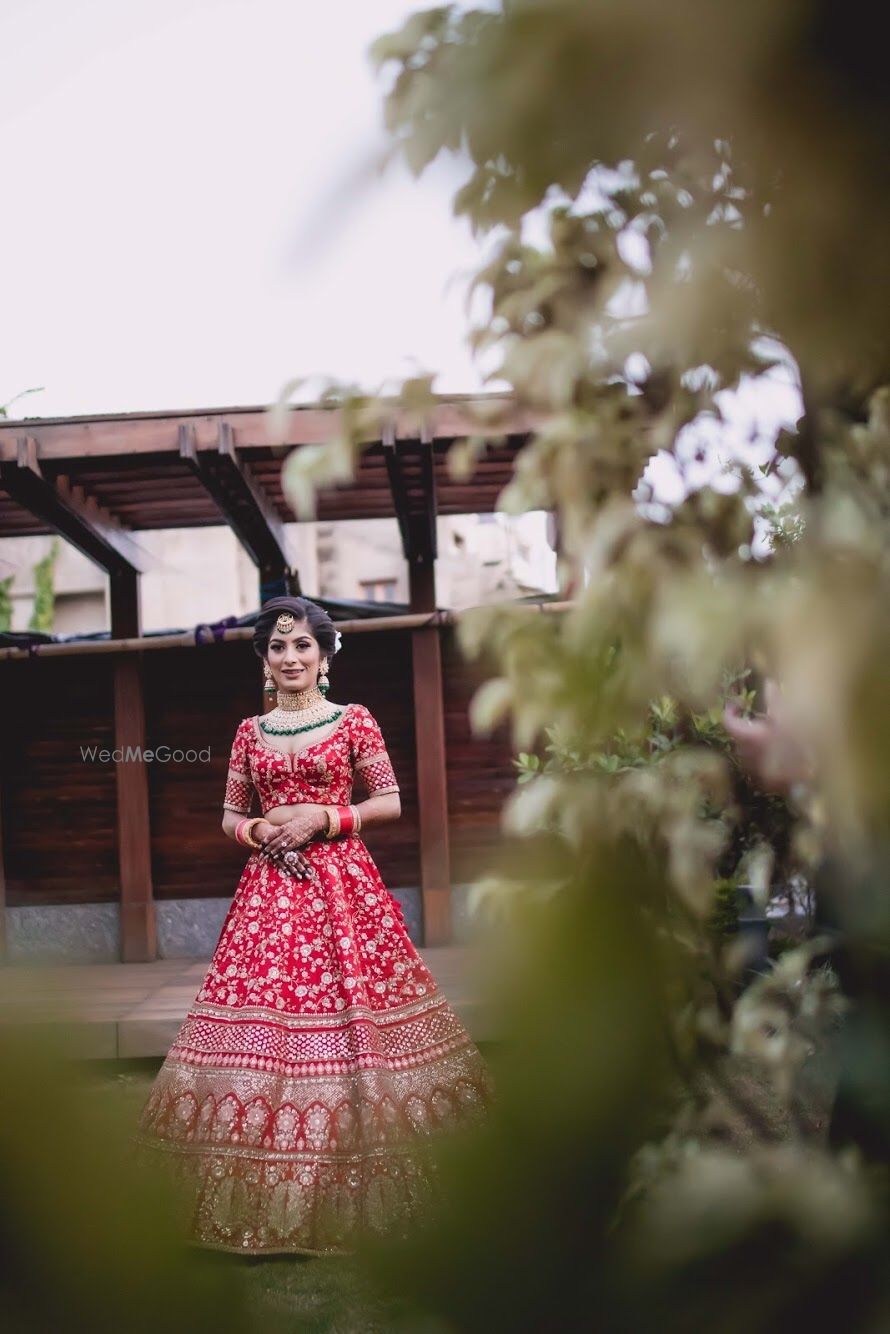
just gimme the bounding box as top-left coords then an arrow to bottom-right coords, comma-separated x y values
333,629 -> 343,653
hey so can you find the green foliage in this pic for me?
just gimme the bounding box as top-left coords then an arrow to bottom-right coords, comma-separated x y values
0,386 -> 43,420
278,1 -> 890,1327
0,1027 -> 250,1334
0,573 -> 13,632
711,876 -> 740,938
27,536 -> 60,632
761,500 -> 806,550
513,672 -> 797,900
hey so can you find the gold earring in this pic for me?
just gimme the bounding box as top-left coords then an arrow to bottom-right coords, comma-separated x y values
263,662 -> 276,696
318,660 -> 330,697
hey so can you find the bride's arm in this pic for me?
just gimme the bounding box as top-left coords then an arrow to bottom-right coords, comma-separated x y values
348,705 -> 401,828
350,791 -> 401,830
221,809 -> 275,842
261,792 -> 400,857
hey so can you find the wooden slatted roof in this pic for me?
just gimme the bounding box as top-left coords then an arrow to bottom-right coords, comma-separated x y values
0,397 -> 534,537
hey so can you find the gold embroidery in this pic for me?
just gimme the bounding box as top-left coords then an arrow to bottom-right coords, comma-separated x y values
354,750 -> 388,771
173,706 -> 485,1255
133,1037 -> 491,1255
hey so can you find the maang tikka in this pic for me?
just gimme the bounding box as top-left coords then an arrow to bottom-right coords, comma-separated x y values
264,611 -> 298,695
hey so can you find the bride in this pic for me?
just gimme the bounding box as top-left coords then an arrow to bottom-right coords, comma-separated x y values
134,595 -> 490,1254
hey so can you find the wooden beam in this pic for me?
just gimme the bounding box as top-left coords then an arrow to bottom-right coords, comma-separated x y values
409,556 -> 451,945
0,397 -> 536,462
0,408 -> 538,537
0,601 -> 571,666
179,423 -> 300,590
382,422 -> 410,556
0,437 -> 152,575
113,649 -> 157,961
383,425 -> 438,564
0,602 -> 575,662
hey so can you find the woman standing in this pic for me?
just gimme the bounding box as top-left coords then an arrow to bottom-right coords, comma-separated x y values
134,596 -> 490,1255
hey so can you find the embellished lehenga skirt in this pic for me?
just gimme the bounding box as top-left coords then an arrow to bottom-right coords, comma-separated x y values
132,837 -> 490,1255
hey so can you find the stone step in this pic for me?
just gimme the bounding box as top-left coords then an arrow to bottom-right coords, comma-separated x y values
0,947 -> 493,1059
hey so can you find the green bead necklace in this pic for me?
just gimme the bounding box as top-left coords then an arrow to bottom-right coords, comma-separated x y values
259,685 -> 343,736
260,708 -> 343,736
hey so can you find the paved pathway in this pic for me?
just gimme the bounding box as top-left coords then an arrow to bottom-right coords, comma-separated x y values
0,947 -> 491,1058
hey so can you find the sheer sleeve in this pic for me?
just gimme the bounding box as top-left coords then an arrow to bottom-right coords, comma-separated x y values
350,705 -> 399,797
223,718 -> 256,815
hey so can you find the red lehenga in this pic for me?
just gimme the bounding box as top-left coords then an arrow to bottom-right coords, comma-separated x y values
133,702 -> 490,1255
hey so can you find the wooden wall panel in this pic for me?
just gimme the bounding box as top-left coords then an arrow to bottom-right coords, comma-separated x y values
143,641 -> 259,900
144,631 -> 420,899
0,625 -> 514,913
441,629 -> 516,883
1,656 -> 119,904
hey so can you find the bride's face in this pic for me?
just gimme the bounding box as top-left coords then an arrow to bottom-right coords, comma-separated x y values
266,620 -> 324,692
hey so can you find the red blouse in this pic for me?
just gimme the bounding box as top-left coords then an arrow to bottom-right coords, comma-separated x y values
222,702 -> 399,817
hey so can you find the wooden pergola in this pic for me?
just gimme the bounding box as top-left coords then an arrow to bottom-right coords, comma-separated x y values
0,396 -> 541,960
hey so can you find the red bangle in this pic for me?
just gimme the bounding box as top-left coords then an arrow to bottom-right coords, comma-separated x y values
337,805 -> 355,836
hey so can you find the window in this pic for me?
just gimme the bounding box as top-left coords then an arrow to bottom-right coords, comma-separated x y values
359,578 -> 398,603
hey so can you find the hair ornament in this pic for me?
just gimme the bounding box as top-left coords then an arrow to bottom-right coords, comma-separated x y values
275,611 -> 296,634
333,628 -> 343,653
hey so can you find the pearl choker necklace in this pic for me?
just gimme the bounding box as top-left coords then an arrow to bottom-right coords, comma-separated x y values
260,685 -> 342,737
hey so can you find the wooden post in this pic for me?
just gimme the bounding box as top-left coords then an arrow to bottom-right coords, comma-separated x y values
110,569 -> 157,961
409,557 -> 452,945
109,568 -> 140,640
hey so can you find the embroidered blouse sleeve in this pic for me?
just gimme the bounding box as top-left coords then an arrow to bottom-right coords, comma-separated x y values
223,719 -> 256,815
350,705 -> 399,797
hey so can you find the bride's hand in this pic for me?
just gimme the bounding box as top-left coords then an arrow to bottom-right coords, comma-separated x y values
253,821 -> 315,878
263,808 -> 326,857
251,820 -> 277,845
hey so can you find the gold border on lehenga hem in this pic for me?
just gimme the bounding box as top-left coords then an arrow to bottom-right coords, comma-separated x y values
132,1017 -> 492,1259
189,992 -> 448,1027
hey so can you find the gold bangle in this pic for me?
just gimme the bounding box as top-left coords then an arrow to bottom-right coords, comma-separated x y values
350,803 -> 362,835
325,806 -> 340,839
242,817 -> 263,849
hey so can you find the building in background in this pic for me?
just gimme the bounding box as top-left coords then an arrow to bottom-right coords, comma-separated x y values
0,512 -> 557,635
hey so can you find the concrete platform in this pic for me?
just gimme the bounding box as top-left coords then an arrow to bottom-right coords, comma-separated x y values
0,947 -> 492,1059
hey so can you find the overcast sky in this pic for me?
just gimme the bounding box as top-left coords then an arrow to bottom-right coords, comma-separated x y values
1,0 -> 800,531
1,0 -> 489,421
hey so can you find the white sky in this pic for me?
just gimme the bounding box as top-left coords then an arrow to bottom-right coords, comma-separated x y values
1,0 -> 489,420
0,0 -> 800,525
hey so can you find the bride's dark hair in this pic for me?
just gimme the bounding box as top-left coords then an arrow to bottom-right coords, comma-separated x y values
252,596 -> 338,660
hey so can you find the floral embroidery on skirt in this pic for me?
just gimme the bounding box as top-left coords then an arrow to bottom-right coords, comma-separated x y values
133,840 -> 491,1254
